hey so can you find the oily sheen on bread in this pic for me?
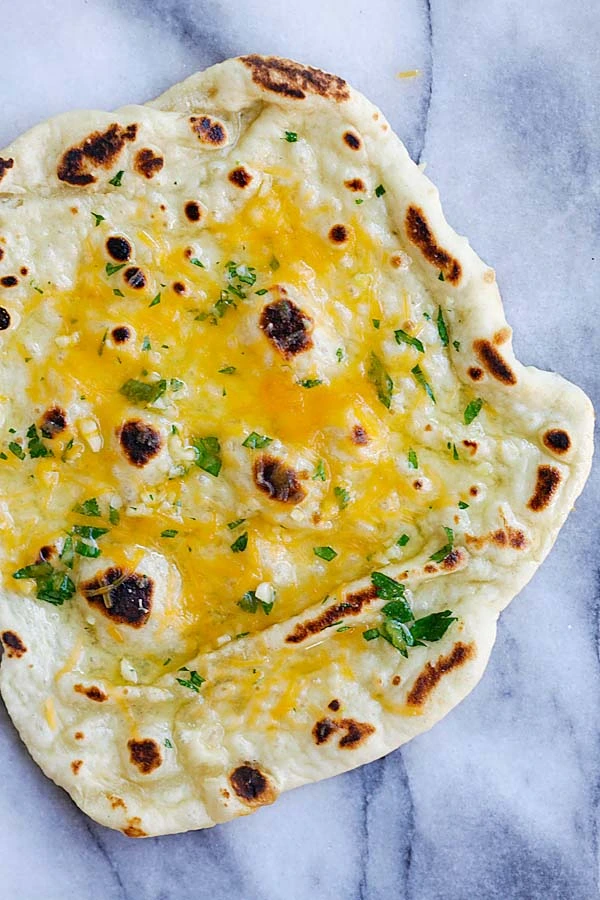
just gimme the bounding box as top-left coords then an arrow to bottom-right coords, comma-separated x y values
0,55 -> 593,836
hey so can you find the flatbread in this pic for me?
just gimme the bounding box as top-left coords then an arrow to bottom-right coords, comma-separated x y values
0,55 -> 593,836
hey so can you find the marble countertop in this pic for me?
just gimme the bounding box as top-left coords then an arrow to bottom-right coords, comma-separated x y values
1,1 -> 598,898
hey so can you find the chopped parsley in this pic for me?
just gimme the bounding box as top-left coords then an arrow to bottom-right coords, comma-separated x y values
113,288 -> 124,297
105,262 -> 126,277
242,431 -> 272,449
336,348 -> 344,363
334,486 -> 351,510
372,318 -> 380,329
109,505 -> 120,525
73,498 -> 101,517
120,378 -> 167,405
408,448 -> 419,469
269,256 -> 280,271
108,170 -> 124,187
458,501 -> 469,509
176,667 -> 205,692
227,518 -> 246,530
27,424 -> 53,459
238,590 -> 273,615
72,525 -> 109,539
91,212 -> 105,227
437,307 -> 449,347
74,541 -> 101,559
438,271 -> 445,281
164,739 -> 173,749
453,340 -> 461,352
313,546 -> 337,562
190,257 -> 205,268
255,288 -> 268,296
13,560 -> 76,606
218,366 -> 236,375
313,459 -> 326,481
464,398 -> 483,425
192,436 -> 221,477
141,336 -> 151,351
161,529 -> 178,538
298,378 -> 322,388
98,329 -> 108,356
230,532 -> 248,553
355,198 -> 364,205
375,184 -> 386,197
395,329 -> 424,353
148,292 -> 161,308
411,364 -> 435,403
283,131 -> 298,142
397,533 -> 410,547
7,442 -> 23,459
429,526 -> 454,563
368,352 -> 393,409
452,442 -> 459,461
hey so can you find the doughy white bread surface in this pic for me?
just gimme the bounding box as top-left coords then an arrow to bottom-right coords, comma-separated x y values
0,56 -> 593,836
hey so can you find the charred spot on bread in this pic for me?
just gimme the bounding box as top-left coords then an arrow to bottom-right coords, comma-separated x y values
40,406 -> 67,438
259,297 -> 313,357
253,455 -> 306,504
189,116 -> 227,146
74,683 -> 108,702
351,425 -> 369,445
286,586 -> 377,644
134,148 -> 164,179
111,325 -> 131,344
71,760 -> 83,775
328,699 -> 341,712
338,718 -> 375,748
184,201 -> 202,222
119,419 -> 162,466
344,178 -> 365,191
106,236 -> 132,262
543,429 -> 571,455
0,275 -> 18,288
0,158 -> 14,182
329,224 -> 349,243
57,123 -> 137,186
128,738 -> 162,774
407,642 -> 475,708
230,763 -> 277,806
1,630 -> 27,658
468,366 -> 484,381
228,167 -> 253,188
82,567 -> 153,627
313,717 -> 336,744
123,267 -> 146,290
527,465 -> 561,511
122,817 -> 147,838
473,339 -> 517,385
405,205 -> 462,284
241,55 -> 349,102
0,308 -> 8,331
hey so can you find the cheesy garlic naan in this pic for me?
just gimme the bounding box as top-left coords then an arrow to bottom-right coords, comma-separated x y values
0,56 -> 593,836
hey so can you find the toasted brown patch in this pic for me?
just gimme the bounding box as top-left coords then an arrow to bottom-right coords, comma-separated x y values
469,485 -> 479,497
543,429 -> 571,455
0,307 -> 10,330
189,116 -> 228,146
57,123 -> 137,186
527,465 -> 561,512
259,297 -> 313,358
413,479 -> 423,490
483,268 -> 495,283
344,178 -> 365,192
108,794 -> 126,809
106,236 -> 132,262
286,585 -> 377,644
241,55 -> 349,102
338,718 -> 375,749
343,132 -> 361,150
40,406 -> 67,439
228,167 -> 253,188
405,206 -> 462,284
424,563 -> 437,574
123,266 -> 146,289
468,366 -> 484,381
1,631 -> 27,658
74,732 -> 84,741
119,419 -> 162,466
134,148 -> 164,179
128,738 -> 162,774
71,760 -> 83,775
329,224 -> 349,243
0,275 -> 18,288
328,698 -> 341,712
82,567 -> 153,627
351,425 -> 369,445
230,763 -> 277,807
184,200 -> 202,222
390,254 -> 406,269
313,717 -> 337,745
111,326 -> 131,344
493,327 -> 511,345
172,281 -> 186,295
74,684 -> 108,703
122,817 -> 147,838
253,455 -> 306,505
38,544 -> 54,561
440,548 -> 465,571
407,642 -> 475,708
392,675 -> 401,686
20,267 -> 28,276
0,158 -> 14,181
473,339 -> 517,385
462,439 -> 478,456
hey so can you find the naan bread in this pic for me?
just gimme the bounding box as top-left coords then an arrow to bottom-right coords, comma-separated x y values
0,56 -> 592,836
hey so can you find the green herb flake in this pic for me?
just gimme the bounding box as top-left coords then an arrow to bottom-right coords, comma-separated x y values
230,531 -> 248,553
13,561 -> 53,580
464,398 -> 484,425
238,590 -> 258,613
458,501 -> 469,509
375,184 -> 386,197
438,271 -> 445,281
411,609 -> 457,642
27,424 -> 53,459
227,518 -> 246,530
269,256 -> 280,271
397,533 -> 410,547
219,365 -> 236,375
336,625 -> 351,633
314,546 -> 338,562
105,261 -> 126,277
108,170 -> 124,187
452,443 -> 459,461
149,292 -> 161,308
334,486 -> 351,510
141,336 -> 151,351
298,378 -> 322,388
372,318 -> 380,329
313,459 -> 326,481
362,628 -> 381,641
74,541 -> 101,559
113,288 -> 125,297
91,212 -> 105,227
368,352 -> 393,409
395,329 -> 424,353
164,738 -> 173,749
72,525 -> 109,539
109,505 -> 120,525
429,526 -> 455,563
408,448 -> 418,469
8,441 -> 25,462
176,667 -> 205,692
411,364 -> 435,403
453,340 -> 461,351
190,257 -> 205,268
61,437 -> 74,463
192,435 -> 222,477
436,307 -> 449,347
255,288 -> 268,296
0,452 -> 7,460
336,348 -> 344,363
284,131 -> 298,142
161,529 -> 178,538
242,431 -> 272,449
60,535 -> 75,569
98,329 -> 108,356
119,378 -> 167,406
73,497 -> 101,517
355,198 -> 364,205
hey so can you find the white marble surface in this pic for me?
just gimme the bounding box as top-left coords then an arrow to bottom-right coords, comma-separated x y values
1,1 -> 599,897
